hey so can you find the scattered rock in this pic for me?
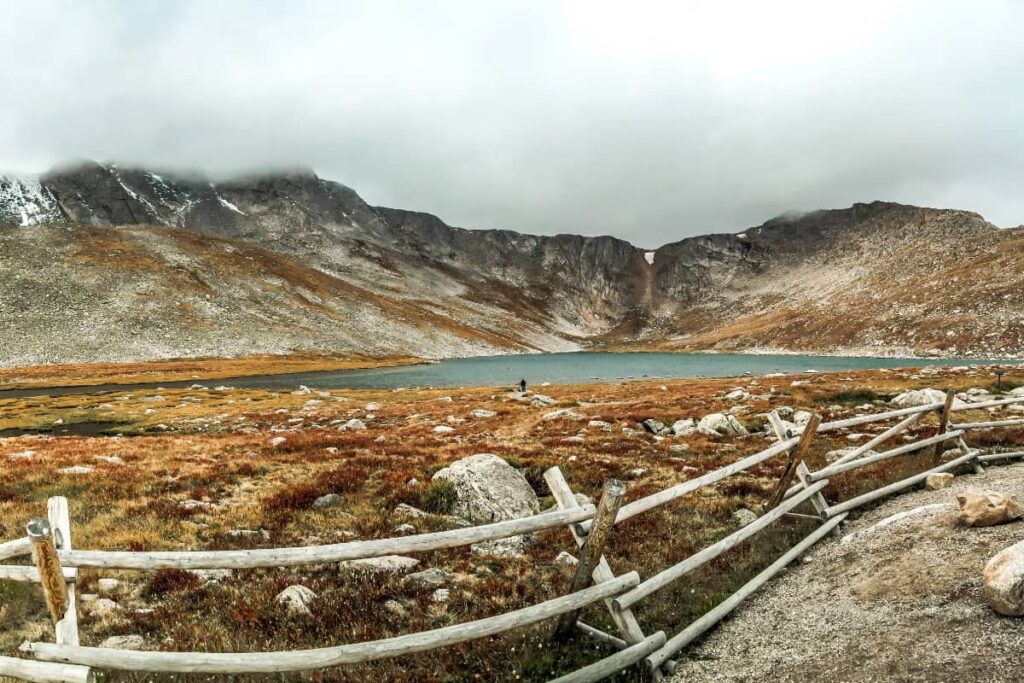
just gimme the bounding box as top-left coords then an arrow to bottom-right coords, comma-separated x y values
957,490 -> 1024,527
395,503 -> 431,518
228,529 -> 269,540
312,493 -> 343,510
732,508 -> 758,526
588,419 -> 612,431
276,585 -> 317,616
99,635 -> 144,650
341,419 -> 367,431
926,473 -> 955,490
555,551 -> 579,566
825,448 -> 878,463
432,425 -> 455,434
393,523 -> 416,534
469,409 -> 496,419
406,567 -> 453,587
640,419 -> 668,434
339,555 -> 420,574
668,444 -> 690,454
543,408 -> 581,421
432,588 -> 450,603
269,436 -> 287,447
724,389 -> 750,401
983,539 -> 1024,616
58,465 -> 93,475
97,578 -> 120,594
384,599 -> 407,617
431,454 -> 540,525
672,419 -> 696,436
531,394 -> 556,407
697,413 -> 748,436
178,499 -> 211,512
891,389 -> 966,408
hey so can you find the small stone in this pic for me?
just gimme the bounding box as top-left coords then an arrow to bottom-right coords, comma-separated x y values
59,466 -> 93,475
732,508 -> 759,526
395,503 -> 430,518
97,578 -> 120,594
407,568 -> 453,587
543,408 -> 581,421
276,585 -> 317,616
269,436 -> 287,447
312,494 -> 343,510
926,473 -> 955,490
384,599 -> 407,617
431,588 -> 450,603
531,394 -> 556,407
668,444 -> 690,454
394,523 -> 416,534
341,419 -> 367,431
99,635 -> 144,650
469,409 -> 496,419
433,425 -> 455,434
555,551 -> 578,567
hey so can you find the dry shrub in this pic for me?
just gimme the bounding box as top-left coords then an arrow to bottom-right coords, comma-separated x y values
144,568 -> 200,596
970,426 -> 1024,448
315,465 -> 370,494
262,482 -> 322,510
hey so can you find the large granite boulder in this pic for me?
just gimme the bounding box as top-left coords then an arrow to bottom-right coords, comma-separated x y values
431,454 -> 540,525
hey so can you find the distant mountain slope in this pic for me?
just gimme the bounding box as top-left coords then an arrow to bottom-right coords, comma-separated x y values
1,160 -> 1022,365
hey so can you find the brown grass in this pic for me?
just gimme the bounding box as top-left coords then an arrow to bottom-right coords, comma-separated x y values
0,364 -> 1022,681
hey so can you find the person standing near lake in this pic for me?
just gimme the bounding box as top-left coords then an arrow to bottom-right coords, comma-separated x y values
519,378 -> 527,393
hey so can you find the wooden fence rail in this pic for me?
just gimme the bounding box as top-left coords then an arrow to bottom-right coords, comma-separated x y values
3,385 -> 1024,683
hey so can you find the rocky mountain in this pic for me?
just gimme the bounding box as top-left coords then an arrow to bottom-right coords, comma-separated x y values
1,160 -> 1022,366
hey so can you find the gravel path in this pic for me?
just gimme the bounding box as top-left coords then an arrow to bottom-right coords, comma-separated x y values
669,461 -> 1024,682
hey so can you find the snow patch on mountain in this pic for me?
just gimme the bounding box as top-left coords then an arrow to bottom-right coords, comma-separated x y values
0,176 -> 62,226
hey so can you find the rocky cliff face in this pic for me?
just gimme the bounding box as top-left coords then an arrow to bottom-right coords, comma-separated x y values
1,161 -> 1021,365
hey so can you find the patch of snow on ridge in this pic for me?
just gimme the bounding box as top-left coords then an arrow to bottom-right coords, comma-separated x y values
217,196 -> 246,215
0,175 -> 61,226
644,251 -> 655,265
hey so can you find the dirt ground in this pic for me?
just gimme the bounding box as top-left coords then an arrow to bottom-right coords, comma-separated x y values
670,461 -> 1024,682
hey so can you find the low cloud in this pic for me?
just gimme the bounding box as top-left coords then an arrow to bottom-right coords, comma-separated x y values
2,0 -> 1024,245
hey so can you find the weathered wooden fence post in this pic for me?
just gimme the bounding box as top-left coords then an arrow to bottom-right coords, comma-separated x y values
49,496 -> 80,646
932,390 -> 955,464
26,518 -> 68,625
553,478 -> 625,641
764,414 -> 821,512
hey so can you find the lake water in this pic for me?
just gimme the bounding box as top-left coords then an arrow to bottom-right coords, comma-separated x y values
2,352 -> 1010,400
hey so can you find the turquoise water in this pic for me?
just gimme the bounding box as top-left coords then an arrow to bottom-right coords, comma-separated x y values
2,352 -> 1014,400
211,352 -> 1009,391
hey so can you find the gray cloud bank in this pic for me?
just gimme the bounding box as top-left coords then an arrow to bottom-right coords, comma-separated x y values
2,0 -> 1024,245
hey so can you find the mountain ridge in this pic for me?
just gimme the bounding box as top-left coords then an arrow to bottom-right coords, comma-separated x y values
1,161 -> 1022,366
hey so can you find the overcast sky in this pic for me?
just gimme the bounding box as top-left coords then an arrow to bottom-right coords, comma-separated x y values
2,1 -> 1024,245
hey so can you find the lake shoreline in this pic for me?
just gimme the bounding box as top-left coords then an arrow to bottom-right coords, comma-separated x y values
1,350 -> 1019,401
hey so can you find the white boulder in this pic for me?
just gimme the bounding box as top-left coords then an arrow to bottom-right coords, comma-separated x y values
431,454 -> 539,525
697,413 -> 748,436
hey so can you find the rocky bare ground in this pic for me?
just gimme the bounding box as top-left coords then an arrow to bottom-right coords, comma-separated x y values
669,462 -> 1024,683
3,161 -> 1024,365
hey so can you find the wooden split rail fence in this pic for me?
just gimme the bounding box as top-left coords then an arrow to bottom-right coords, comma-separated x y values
3,389 -> 1024,682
